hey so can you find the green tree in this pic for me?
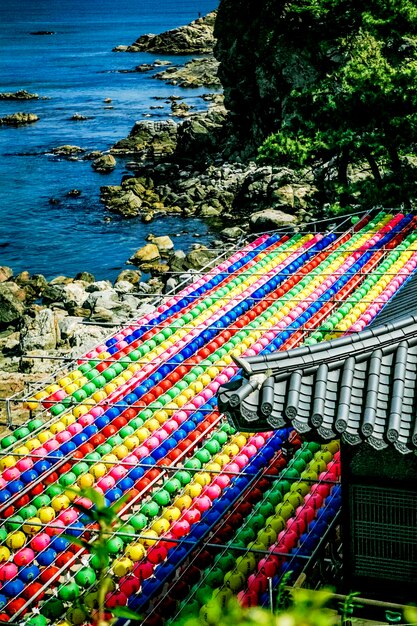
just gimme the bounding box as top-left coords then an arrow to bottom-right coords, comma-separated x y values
257,0 -> 417,207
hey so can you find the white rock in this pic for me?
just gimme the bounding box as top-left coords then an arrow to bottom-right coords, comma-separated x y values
20,309 -> 60,351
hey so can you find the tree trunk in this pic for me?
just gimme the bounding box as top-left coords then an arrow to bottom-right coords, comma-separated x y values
338,147 -> 349,187
363,147 -> 382,186
388,146 -> 401,173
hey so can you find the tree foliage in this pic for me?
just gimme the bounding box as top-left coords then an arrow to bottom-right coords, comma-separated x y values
257,0 -> 417,206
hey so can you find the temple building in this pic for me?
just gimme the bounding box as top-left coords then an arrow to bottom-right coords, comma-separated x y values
218,274 -> 417,602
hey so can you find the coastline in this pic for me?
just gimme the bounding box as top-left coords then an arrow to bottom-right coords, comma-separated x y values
0,9 -> 310,408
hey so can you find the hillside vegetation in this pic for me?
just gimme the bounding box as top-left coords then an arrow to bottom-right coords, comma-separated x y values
214,0 -> 417,209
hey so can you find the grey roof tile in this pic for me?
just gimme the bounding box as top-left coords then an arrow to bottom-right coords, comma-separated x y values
218,313 -> 417,454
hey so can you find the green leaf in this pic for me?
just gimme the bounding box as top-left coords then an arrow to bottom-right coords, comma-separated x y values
79,486 -> 106,510
109,607 -> 143,621
109,492 -> 130,516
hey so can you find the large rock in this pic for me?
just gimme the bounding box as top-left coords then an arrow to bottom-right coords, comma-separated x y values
185,247 -> 219,270
42,282 -> 88,310
170,250 -> 187,272
0,267 -> 13,283
154,57 -> 220,88
111,120 -> 178,159
92,154 -> 116,173
15,273 -> 48,300
128,244 -> 160,266
0,331 -> 20,374
115,269 -> 142,284
61,318 -> 116,353
271,183 -> 316,210
85,280 -> 113,293
249,208 -> 296,232
0,113 -> 39,126
114,280 -> 135,294
20,309 -> 60,351
221,226 -> 245,240
117,11 -> 216,55
0,283 -> 26,325
51,145 -> 84,157
85,289 -> 140,323
0,90 -> 40,100
74,271 -> 95,283
102,189 -> 144,218
175,108 -> 227,161
150,235 -> 174,256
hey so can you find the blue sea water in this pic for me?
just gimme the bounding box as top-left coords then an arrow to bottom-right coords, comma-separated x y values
0,0 -> 219,280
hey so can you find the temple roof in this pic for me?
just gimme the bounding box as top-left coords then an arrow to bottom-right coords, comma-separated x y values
218,308 -> 417,454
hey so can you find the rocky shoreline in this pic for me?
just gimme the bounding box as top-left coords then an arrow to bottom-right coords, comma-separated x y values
113,12 -> 216,54
0,234 -> 233,425
101,10 -> 318,226
0,10 -> 315,420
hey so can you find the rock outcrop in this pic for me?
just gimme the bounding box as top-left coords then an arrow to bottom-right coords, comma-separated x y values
249,208 -> 297,232
111,119 -> 178,158
92,154 -> 116,173
114,12 -> 216,55
128,244 -> 160,266
51,145 -> 85,157
0,113 -> 39,126
0,90 -> 40,100
0,283 -> 26,326
154,57 -> 220,88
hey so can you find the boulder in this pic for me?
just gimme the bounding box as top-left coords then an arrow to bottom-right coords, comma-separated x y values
51,145 -> 85,156
104,190 -> 143,218
85,280 -> 113,292
150,235 -> 174,256
92,154 -> 117,173
84,150 -> 103,161
20,309 -> 60,351
85,287 -> 116,308
0,332 -> 21,375
185,247 -> 218,270
271,183 -> 316,209
16,273 -> 48,301
74,271 -> 95,283
0,283 -> 26,325
66,321 -> 116,353
141,263 -> 170,276
128,244 -> 160,266
0,267 -> 13,283
0,330 -> 20,354
170,250 -> 187,272
249,209 -> 297,232
200,205 -> 222,217
111,119 -> 178,159
0,113 -> 39,126
114,280 -> 135,293
220,226 -> 245,240
175,109 -> 227,161
42,282 -> 88,310
85,289 -> 138,323
165,277 -> 178,293
115,269 -> 142,284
